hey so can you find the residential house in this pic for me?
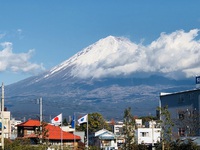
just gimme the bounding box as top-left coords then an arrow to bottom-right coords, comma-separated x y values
135,120 -> 161,145
109,121 -> 125,148
17,119 -> 81,148
90,129 -> 118,150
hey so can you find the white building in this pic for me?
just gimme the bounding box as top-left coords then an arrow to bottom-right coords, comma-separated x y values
135,120 -> 161,145
0,111 -> 11,138
113,122 -> 124,135
135,119 -> 143,128
10,118 -> 22,140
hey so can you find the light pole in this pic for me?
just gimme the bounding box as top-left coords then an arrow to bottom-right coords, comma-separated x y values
1,83 -> 4,150
40,98 -> 42,144
152,120 -> 155,150
37,97 -> 43,144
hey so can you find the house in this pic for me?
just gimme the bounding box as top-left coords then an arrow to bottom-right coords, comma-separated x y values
135,120 -> 161,145
110,121 -> 124,135
17,119 -> 81,148
108,121 -> 125,148
61,126 -> 85,143
90,129 -> 118,150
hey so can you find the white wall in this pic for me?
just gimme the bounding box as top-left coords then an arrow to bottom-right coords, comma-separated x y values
135,128 -> 161,144
0,111 -> 11,138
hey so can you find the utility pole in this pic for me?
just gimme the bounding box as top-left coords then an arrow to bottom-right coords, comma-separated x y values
39,97 -> 42,144
1,83 -> 4,150
152,120 -> 155,150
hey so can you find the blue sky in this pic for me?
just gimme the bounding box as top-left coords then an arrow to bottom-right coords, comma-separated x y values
0,1 -> 200,85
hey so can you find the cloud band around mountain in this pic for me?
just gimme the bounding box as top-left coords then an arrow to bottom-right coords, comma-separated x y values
70,29 -> 200,79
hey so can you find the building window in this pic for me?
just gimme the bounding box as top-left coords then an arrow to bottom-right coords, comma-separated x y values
178,94 -> 185,104
27,130 -> 34,135
140,132 -> 149,137
178,128 -> 185,136
178,113 -> 184,120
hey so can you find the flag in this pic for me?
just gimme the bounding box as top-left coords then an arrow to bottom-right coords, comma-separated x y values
51,113 -> 62,125
71,115 -> 75,128
78,114 -> 88,125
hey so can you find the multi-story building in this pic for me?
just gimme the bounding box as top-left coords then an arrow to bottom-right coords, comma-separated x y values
159,77 -> 200,138
0,111 -> 11,138
10,118 -> 22,140
135,119 -> 161,145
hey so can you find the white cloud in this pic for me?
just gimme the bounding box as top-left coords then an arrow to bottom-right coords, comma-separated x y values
146,29 -> 200,78
0,42 -> 45,74
70,29 -> 200,79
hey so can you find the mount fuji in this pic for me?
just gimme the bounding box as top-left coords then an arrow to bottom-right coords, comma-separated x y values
5,36 -> 194,121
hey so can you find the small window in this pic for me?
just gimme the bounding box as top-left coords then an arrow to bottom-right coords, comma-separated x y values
178,128 -> 185,136
178,113 -> 184,120
178,94 -> 185,104
140,132 -> 149,137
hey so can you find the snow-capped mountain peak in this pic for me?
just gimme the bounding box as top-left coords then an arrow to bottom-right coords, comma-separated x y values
45,29 -> 200,80
45,35 -> 138,79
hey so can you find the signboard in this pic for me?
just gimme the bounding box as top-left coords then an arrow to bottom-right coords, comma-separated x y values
196,76 -> 200,88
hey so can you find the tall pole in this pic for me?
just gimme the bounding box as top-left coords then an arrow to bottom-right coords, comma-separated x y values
61,113 -> 63,150
39,97 -> 42,144
152,120 -> 154,150
73,113 -> 76,150
87,115 -> 88,149
1,83 -> 4,150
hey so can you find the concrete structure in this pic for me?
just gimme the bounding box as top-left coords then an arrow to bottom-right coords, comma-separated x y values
112,122 -> 124,135
160,88 -> 200,137
0,111 -> 11,138
10,118 -> 22,140
160,77 -> 200,138
135,119 -> 143,128
135,120 -> 161,145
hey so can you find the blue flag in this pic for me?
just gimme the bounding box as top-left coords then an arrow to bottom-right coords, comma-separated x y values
71,115 -> 75,128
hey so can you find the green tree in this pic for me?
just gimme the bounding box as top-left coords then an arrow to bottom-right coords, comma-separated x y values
157,105 -> 174,150
4,138 -> 47,150
139,115 -> 157,125
169,138 -> 199,150
34,121 -> 49,145
76,113 -> 110,133
123,107 -> 135,150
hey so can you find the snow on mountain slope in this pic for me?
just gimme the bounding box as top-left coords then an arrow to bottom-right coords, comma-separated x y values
44,29 -> 200,81
44,35 -> 139,79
